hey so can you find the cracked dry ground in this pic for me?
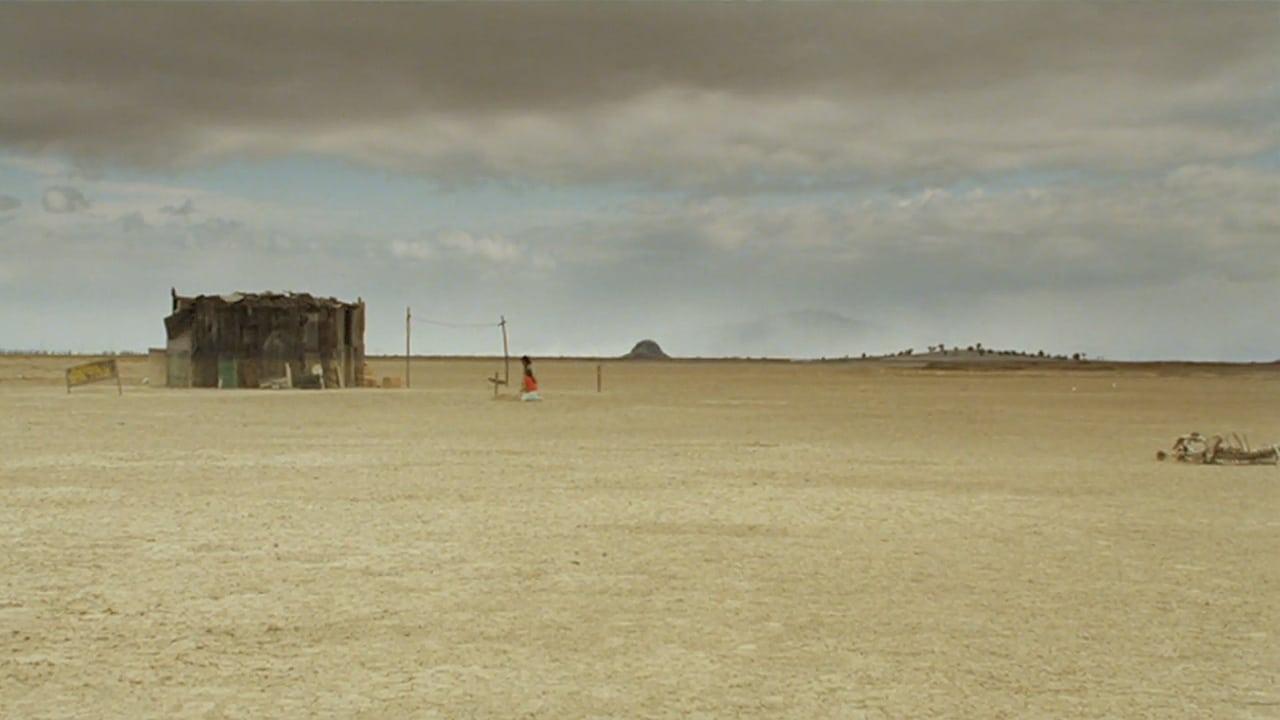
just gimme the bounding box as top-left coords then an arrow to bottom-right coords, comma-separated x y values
2,358 -> 1277,718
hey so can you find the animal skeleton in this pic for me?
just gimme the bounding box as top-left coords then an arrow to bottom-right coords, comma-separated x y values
1157,432 -> 1279,465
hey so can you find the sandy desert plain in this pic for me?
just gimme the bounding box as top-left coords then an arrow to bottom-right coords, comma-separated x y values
0,354 -> 1277,719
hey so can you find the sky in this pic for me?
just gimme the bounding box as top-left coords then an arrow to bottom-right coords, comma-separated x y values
1,3 -> 1277,360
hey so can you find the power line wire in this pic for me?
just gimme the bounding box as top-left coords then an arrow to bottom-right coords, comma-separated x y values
411,317 -> 503,329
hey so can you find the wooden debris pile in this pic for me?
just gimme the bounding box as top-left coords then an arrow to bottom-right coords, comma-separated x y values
1157,432 -> 1278,465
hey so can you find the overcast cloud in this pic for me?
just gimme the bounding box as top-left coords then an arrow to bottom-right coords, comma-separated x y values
40,186 -> 90,214
0,3 -> 1276,359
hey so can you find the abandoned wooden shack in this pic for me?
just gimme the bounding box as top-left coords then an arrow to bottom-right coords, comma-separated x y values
164,290 -> 365,389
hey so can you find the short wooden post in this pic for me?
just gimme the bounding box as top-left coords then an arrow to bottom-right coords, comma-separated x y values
500,316 -> 510,386
596,364 -> 602,393
115,360 -> 122,396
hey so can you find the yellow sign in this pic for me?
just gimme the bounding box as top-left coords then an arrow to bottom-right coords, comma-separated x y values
66,358 -> 122,394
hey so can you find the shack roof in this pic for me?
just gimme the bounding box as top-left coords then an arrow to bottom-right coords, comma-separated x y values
172,290 -> 363,311
165,290 -> 364,340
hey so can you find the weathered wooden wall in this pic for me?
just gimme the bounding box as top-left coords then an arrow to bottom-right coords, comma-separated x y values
164,293 -> 365,389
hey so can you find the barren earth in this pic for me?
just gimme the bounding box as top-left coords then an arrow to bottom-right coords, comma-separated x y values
2,357 -> 1277,718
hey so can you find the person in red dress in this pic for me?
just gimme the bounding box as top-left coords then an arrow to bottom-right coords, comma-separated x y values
520,355 -> 541,401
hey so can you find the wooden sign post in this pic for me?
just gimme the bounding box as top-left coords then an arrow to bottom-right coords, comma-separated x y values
66,358 -> 122,395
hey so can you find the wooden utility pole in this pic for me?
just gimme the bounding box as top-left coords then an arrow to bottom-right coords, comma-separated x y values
499,315 -> 510,386
405,306 -> 411,389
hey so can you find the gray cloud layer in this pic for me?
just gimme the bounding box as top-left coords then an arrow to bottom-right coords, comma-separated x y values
0,3 -> 1277,359
41,186 -> 89,213
160,198 -> 196,217
1,3 -> 1276,188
